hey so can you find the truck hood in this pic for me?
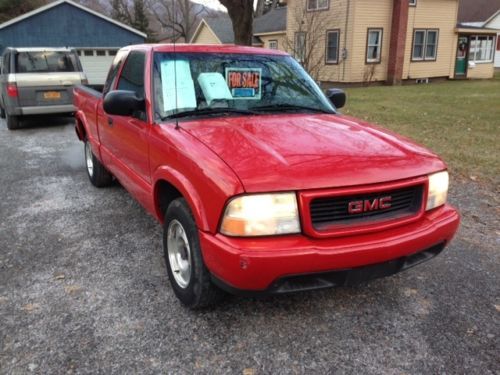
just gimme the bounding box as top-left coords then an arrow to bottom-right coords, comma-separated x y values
180,113 -> 445,192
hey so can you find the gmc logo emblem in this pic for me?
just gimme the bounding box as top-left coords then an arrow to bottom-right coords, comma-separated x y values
348,196 -> 392,214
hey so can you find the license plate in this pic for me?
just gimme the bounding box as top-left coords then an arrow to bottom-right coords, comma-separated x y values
43,91 -> 61,99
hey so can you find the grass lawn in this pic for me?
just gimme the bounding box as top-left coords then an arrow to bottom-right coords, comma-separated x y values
343,73 -> 500,184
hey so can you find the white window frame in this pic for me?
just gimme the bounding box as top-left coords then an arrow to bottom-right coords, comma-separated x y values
326,30 -> 340,64
412,29 -> 439,61
366,28 -> 383,64
469,35 -> 495,63
307,0 -> 329,11
268,40 -> 278,50
409,0 -> 417,6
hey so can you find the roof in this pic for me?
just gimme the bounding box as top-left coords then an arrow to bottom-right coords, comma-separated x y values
253,7 -> 287,34
4,47 -> 76,52
142,43 -> 289,55
193,14 -> 263,45
0,0 -> 147,38
458,0 -> 500,23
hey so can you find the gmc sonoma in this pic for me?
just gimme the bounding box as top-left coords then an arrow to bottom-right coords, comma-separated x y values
74,45 -> 459,308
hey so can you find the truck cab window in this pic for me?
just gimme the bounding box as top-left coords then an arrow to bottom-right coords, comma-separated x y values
103,50 -> 128,95
117,51 -> 145,99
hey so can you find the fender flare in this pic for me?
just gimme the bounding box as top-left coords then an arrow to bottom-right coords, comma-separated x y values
153,165 -> 210,231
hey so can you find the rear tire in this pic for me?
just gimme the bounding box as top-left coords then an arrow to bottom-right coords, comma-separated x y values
84,140 -> 112,187
163,198 -> 225,309
0,107 -> 5,119
6,113 -> 20,130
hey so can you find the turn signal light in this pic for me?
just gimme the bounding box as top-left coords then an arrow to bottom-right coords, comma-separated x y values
7,84 -> 18,97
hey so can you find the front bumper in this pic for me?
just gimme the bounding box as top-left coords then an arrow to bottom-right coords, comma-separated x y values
199,204 -> 460,293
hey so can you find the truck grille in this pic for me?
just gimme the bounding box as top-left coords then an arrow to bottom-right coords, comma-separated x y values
310,185 -> 424,230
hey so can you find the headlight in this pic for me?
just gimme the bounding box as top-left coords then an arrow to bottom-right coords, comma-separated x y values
220,193 -> 301,236
426,171 -> 449,211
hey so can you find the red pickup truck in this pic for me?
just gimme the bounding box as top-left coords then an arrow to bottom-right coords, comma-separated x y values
74,44 -> 459,308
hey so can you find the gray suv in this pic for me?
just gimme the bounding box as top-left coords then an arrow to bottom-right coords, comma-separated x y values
0,47 -> 87,130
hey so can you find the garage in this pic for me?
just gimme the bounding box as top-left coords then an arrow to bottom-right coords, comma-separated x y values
76,49 -> 119,85
0,0 -> 146,86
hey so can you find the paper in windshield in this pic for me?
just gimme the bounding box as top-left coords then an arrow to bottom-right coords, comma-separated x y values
161,59 -> 197,113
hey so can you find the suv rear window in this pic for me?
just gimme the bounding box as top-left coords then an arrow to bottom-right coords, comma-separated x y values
15,51 -> 80,73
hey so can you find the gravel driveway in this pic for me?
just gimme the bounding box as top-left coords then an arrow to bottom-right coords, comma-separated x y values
0,117 -> 498,374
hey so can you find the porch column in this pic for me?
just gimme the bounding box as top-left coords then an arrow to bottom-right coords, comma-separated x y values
387,0 -> 409,85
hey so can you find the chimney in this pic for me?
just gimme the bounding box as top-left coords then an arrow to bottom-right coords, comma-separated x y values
387,0 -> 409,85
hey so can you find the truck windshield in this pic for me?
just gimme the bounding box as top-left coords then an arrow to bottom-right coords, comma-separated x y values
15,51 -> 79,73
152,52 -> 335,120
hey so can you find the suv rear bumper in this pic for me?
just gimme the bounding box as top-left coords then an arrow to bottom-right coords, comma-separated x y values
9,104 -> 75,116
199,204 -> 460,293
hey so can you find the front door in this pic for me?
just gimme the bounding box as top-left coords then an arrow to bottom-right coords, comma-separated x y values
455,36 -> 469,77
102,50 -> 151,186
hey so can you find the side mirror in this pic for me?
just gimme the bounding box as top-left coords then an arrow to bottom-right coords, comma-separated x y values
326,88 -> 346,109
103,90 -> 145,116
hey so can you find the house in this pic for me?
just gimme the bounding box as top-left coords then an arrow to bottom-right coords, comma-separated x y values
286,0 -> 496,84
0,0 -> 146,85
458,0 -> 500,68
253,7 -> 288,50
189,9 -> 287,50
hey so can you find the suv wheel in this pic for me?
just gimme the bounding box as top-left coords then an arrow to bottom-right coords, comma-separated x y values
84,140 -> 113,187
163,198 -> 225,308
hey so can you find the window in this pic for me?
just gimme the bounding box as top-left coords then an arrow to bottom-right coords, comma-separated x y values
366,29 -> 383,63
1,53 -> 10,74
103,50 -> 128,95
15,51 -> 78,73
409,0 -> 417,6
469,35 -> 495,62
307,0 -> 329,11
497,35 -> 500,51
108,50 -> 118,56
152,52 -> 334,120
269,40 -> 278,50
96,50 -> 106,56
412,29 -> 439,61
83,50 -> 94,56
294,32 -> 306,63
326,30 -> 340,64
117,51 -> 146,98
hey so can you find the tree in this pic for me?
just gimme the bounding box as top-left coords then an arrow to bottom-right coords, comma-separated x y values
0,0 -> 47,23
111,0 -> 150,36
283,5 -> 332,81
151,0 -> 210,42
255,0 -> 279,17
217,0 -> 253,46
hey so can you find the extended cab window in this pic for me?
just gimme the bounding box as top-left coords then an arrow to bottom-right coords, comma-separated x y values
103,50 -> 128,95
152,52 -> 334,120
14,51 -> 80,73
117,51 -> 145,99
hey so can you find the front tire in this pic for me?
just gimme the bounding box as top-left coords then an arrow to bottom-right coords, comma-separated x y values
0,106 -> 5,119
84,140 -> 112,187
163,198 -> 225,308
6,113 -> 20,130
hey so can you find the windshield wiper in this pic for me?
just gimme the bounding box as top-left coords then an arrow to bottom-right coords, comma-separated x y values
164,107 -> 258,120
252,104 -> 334,114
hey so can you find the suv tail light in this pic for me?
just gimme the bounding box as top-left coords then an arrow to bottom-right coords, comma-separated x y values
7,83 -> 18,97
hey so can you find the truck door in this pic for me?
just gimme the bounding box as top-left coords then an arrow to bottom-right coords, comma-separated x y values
100,50 -> 151,186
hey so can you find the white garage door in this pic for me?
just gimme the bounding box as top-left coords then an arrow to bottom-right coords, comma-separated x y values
77,49 -> 118,86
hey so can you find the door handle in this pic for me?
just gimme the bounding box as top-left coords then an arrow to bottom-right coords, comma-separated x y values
107,117 -> 113,127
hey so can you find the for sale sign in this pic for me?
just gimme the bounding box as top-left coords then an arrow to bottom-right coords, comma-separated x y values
225,68 -> 262,100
